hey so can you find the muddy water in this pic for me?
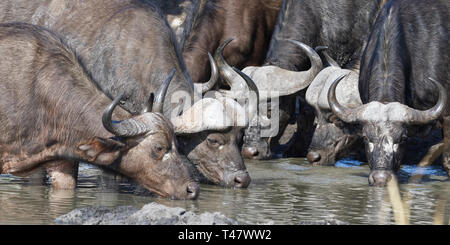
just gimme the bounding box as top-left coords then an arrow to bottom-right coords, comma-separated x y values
0,159 -> 448,225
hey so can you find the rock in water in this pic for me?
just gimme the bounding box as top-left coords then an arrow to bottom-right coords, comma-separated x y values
54,203 -> 238,225
54,206 -> 139,225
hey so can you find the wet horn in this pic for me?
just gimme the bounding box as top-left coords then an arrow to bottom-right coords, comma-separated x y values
102,93 -> 150,137
405,77 -> 447,124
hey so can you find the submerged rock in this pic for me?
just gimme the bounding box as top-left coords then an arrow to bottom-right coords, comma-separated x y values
54,203 -> 238,225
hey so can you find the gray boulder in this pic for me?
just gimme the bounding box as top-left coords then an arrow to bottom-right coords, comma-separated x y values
55,203 -> 238,225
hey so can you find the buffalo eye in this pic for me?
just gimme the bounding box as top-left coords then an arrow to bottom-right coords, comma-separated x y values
151,143 -> 167,160
207,138 -> 219,147
206,135 -> 225,148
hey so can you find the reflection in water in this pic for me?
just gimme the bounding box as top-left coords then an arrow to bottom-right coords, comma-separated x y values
0,159 -> 448,225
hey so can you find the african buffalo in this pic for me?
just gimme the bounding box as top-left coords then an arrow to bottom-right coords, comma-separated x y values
240,0 -> 390,162
176,0 -> 284,160
216,38 -> 323,159
305,48 -> 364,165
328,0 -> 449,186
0,0 -> 250,188
0,23 -> 199,200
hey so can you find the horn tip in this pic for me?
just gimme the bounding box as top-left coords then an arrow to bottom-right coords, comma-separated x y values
115,92 -> 126,104
225,37 -> 235,42
169,68 -> 176,76
207,52 -> 214,60
315,46 -> 329,52
285,39 -> 303,45
220,38 -> 235,49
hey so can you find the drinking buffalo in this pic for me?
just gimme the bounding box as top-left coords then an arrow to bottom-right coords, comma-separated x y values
176,0 -> 284,160
233,0 -> 389,160
328,0 -> 449,186
0,0 -> 250,188
240,0 -> 390,162
305,48 -> 364,165
0,23 -> 198,200
217,39 -> 323,159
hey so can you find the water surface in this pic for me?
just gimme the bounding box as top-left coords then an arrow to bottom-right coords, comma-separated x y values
0,159 -> 448,225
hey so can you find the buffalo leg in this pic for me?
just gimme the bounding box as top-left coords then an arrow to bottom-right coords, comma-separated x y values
45,160 -> 79,189
442,116 -> 450,175
1,144 -> 69,175
28,168 -> 48,186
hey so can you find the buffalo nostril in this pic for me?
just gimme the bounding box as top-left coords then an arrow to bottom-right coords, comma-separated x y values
251,149 -> 259,156
186,182 -> 199,200
368,171 -> 393,186
242,147 -> 259,159
306,151 -> 321,163
234,173 -> 251,188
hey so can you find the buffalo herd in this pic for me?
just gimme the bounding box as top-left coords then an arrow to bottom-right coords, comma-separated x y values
0,0 -> 448,199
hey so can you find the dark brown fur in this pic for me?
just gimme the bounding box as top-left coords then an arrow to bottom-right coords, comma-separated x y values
182,0 -> 283,84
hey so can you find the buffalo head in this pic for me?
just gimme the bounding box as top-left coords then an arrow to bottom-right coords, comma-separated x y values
214,39 -> 323,160
169,53 -> 254,188
79,71 -> 199,199
305,51 -> 364,166
172,96 -> 251,188
328,76 -> 446,186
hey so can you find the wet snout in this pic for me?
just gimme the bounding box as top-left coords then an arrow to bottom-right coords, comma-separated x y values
186,182 -> 200,200
242,146 -> 259,158
306,151 -> 321,164
368,170 -> 393,186
224,170 -> 251,188
233,171 -> 251,188
242,146 -> 270,160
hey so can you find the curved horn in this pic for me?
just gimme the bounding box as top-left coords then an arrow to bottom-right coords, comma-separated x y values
103,93 -> 150,137
406,77 -> 447,124
232,66 -> 259,122
194,53 -> 219,94
315,46 -> 340,68
327,74 -> 363,124
153,68 -> 176,113
286,39 -> 323,75
214,38 -> 248,95
238,40 -> 323,100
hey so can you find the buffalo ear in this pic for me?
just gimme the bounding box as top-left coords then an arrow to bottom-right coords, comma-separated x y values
77,137 -> 127,165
